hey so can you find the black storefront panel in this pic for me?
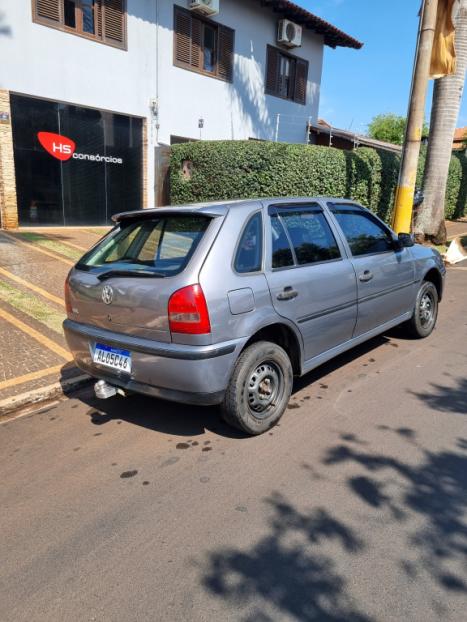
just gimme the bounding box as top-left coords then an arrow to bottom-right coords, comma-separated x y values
10,94 -> 143,226
59,104 -> 107,226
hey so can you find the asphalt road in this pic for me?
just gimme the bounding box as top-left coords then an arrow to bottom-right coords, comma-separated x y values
1,268 -> 466,622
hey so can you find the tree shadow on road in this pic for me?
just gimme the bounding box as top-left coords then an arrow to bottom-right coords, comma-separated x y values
322,431 -> 467,597
201,492 -> 372,621
409,376 -> 467,415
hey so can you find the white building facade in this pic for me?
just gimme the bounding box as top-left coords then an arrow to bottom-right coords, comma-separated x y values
0,0 -> 360,227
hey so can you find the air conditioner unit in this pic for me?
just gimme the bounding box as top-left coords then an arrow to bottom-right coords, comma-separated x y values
188,0 -> 219,16
277,19 -> 302,48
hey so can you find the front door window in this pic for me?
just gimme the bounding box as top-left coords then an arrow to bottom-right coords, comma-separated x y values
329,206 -> 394,256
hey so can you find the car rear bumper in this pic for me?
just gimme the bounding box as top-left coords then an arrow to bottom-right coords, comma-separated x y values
63,319 -> 245,406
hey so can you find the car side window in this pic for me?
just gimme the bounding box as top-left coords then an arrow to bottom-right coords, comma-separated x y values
271,213 -> 295,268
330,205 -> 394,256
277,206 -> 341,265
234,212 -> 263,273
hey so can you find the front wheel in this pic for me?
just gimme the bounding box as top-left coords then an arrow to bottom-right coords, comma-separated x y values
221,341 -> 293,435
405,281 -> 438,338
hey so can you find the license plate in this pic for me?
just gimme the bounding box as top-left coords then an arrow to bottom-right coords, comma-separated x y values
93,343 -> 131,373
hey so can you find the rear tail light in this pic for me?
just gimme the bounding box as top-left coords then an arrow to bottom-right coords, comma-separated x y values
64,273 -> 72,315
168,284 -> 211,334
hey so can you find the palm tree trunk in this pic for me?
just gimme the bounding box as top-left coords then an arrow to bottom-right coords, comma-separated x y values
415,0 -> 467,244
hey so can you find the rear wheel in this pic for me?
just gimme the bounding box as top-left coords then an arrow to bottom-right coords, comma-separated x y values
221,341 -> 293,435
406,281 -> 438,338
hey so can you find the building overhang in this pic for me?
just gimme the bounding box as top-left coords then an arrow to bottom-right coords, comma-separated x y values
256,0 -> 363,49
310,123 -> 402,154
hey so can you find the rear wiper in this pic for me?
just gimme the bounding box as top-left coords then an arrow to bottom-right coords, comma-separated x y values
97,269 -> 165,281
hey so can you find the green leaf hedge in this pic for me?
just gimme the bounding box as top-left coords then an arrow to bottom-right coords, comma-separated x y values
170,140 -> 467,223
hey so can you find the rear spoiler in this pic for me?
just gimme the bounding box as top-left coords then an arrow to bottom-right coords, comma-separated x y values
112,206 -> 227,223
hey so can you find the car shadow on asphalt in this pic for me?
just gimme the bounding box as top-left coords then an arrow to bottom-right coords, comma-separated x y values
76,390 -> 247,439
68,329 -> 408,439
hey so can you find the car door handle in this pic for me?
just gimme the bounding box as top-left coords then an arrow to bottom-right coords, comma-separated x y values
277,287 -> 298,301
359,270 -> 374,282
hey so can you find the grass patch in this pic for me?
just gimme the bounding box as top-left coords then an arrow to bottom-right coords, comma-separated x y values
85,228 -> 111,236
16,232 -> 83,261
0,280 -> 65,334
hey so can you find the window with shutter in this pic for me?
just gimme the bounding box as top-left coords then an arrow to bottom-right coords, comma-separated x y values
32,0 -> 126,49
173,6 -> 234,83
265,45 -> 309,105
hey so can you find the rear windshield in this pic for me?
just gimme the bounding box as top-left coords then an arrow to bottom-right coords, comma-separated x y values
77,215 -> 211,277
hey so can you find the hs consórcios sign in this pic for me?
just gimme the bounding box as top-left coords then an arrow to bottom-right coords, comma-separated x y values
37,132 -> 123,164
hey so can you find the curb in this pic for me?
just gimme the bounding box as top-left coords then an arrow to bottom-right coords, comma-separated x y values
0,373 -> 92,418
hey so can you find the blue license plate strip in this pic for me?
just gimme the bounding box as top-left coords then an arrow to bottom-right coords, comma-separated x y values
93,343 -> 131,372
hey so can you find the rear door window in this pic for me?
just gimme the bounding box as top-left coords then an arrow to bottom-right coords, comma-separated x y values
272,205 -> 341,266
78,215 -> 211,276
329,204 -> 394,256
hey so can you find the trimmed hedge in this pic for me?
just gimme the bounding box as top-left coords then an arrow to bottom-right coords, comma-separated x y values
170,140 -> 467,222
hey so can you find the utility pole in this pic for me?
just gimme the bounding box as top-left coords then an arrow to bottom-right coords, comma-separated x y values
392,0 -> 439,234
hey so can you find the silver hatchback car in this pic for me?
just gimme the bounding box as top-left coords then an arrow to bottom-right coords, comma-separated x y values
64,198 -> 445,435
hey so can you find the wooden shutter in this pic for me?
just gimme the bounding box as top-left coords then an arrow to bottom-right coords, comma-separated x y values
174,8 -> 192,66
34,0 -> 62,25
174,7 -> 202,70
265,45 -> 280,95
218,25 -> 234,82
102,0 -> 126,49
293,58 -> 309,105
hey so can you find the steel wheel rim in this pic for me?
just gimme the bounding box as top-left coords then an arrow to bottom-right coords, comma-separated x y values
247,360 -> 283,418
419,290 -> 435,328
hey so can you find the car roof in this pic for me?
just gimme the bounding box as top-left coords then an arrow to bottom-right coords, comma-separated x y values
112,197 -> 362,222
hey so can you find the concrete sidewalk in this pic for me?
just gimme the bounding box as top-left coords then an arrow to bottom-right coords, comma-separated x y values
0,227 -> 109,415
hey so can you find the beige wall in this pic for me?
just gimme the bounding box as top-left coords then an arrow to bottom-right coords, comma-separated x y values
0,90 -> 18,229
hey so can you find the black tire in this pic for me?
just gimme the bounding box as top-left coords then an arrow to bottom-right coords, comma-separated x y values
405,281 -> 438,338
221,341 -> 293,435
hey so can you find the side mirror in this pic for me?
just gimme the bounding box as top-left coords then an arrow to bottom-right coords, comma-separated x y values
398,232 -> 415,248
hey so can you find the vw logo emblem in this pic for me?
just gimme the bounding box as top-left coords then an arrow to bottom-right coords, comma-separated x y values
102,285 -> 114,305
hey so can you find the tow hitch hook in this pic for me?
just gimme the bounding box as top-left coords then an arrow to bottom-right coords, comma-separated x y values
94,379 -> 118,399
